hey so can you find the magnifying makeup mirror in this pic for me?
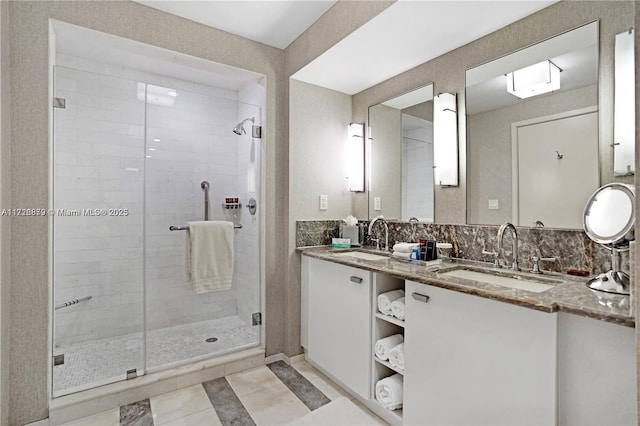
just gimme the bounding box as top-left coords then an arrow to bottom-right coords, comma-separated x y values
583,183 -> 635,295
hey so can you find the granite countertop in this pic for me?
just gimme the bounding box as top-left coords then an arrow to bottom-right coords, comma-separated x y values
299,246 -> 635,328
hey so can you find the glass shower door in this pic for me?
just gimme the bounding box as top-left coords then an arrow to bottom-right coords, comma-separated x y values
144,83 -> 262,371
51,66 -> 146,396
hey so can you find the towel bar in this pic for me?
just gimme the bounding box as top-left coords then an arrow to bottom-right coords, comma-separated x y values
170,224 -> 242,231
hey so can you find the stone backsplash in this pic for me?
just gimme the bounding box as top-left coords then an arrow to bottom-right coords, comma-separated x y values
296,220 -> 617,275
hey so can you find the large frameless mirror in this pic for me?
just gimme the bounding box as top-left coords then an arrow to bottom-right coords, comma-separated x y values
465,21 -> 600,229
368,84 -> 434,221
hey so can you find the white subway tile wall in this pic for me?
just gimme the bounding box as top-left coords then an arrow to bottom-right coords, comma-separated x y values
54,63 -> 146,347
53,54 -> 262,359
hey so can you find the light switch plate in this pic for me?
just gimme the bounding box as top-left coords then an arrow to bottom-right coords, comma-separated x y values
488,199 -> 499,210
319,194 -> 328,210
374,197 -> 381,211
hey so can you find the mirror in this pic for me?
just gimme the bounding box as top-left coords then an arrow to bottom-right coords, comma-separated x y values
466,21 -> 600,229
584,183 -> 635,245
368,84 -> 434,221
583,183 -> 635,294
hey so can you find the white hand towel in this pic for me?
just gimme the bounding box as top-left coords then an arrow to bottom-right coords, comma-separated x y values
375,374 -> 403,410
389,343 -> 404,371
186,221 -> 234,293
392,242 -> 419,253
390,297 -> 405,320
378,289 -> 404,315
375,334 -> 403,361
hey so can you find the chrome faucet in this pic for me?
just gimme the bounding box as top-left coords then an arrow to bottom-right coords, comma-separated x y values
368,215 -> 389,251
497,222 -> 519,270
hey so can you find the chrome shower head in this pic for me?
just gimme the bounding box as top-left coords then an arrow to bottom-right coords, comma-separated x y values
232,123 -> 245,135
233,117 -> 255,135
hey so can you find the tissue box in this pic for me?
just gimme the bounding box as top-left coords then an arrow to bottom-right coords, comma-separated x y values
341,225 -> 361,246
331,238 -> 351,249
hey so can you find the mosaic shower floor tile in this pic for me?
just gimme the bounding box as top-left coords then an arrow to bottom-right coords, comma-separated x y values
53,315 -> 258,395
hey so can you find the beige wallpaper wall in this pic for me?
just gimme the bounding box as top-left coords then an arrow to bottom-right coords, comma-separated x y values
282,1 -> 393,358
285,0 -> 394,77
0,2 -> 10,424
289,80 -> 353,222
5,2 -> 286,424
352,1 -> 634,225
287,79 -> 353,356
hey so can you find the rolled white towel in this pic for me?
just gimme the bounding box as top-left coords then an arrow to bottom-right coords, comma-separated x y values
376,374 -> 403,410
389,343 -> 404,371
375,334 -> 403,361
392,242 -> 419,253
391,251 -> 411,260
378,289 -> 404,315
391,297 -> 405,320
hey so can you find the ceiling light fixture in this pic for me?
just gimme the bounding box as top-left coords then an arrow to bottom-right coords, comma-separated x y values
506,60 -> 561,99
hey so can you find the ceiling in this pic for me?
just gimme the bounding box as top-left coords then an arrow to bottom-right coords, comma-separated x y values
132,0 -> 337,49
131,0 -> 559,96
53,20 -> 264,91
293,0 -> 558,95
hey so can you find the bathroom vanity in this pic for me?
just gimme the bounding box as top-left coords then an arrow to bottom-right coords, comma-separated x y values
300,248 -> 636,426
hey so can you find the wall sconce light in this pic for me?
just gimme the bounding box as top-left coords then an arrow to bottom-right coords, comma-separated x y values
347,123 -> 365,192
613,28 -> 635,176
433,93 -> 458,187
506,60 -> 561,99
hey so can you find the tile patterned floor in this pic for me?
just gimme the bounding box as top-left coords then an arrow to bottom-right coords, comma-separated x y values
54,316 -> 258,394
62,359 -> 387,426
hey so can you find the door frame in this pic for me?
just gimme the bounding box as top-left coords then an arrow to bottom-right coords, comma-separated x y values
511,106 -> 599,225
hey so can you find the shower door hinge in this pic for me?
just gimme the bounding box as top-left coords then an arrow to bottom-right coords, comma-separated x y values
126,368 -> 137,380
53,97 -> 66,109
252,312 -> 262,326
53,354 -> 64,366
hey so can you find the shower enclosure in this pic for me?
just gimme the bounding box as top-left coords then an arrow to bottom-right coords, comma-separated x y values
51,59 -> 263,396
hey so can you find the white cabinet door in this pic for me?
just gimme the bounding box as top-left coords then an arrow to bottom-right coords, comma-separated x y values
403,281 -> 557,426
306,257 -> 372,398
557,313 -> 636,425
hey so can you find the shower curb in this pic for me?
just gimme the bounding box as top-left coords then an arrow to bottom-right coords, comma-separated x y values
48,347 -> 265,425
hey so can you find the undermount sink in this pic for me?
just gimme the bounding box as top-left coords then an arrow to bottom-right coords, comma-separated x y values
332,251 -> 389,261
440,268 -> 560,293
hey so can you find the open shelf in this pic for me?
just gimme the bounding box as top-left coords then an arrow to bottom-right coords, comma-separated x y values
374,357 -> 404,376
375,312 -> 405,328
372,399 -> 403,422
372,273 -> 405,425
